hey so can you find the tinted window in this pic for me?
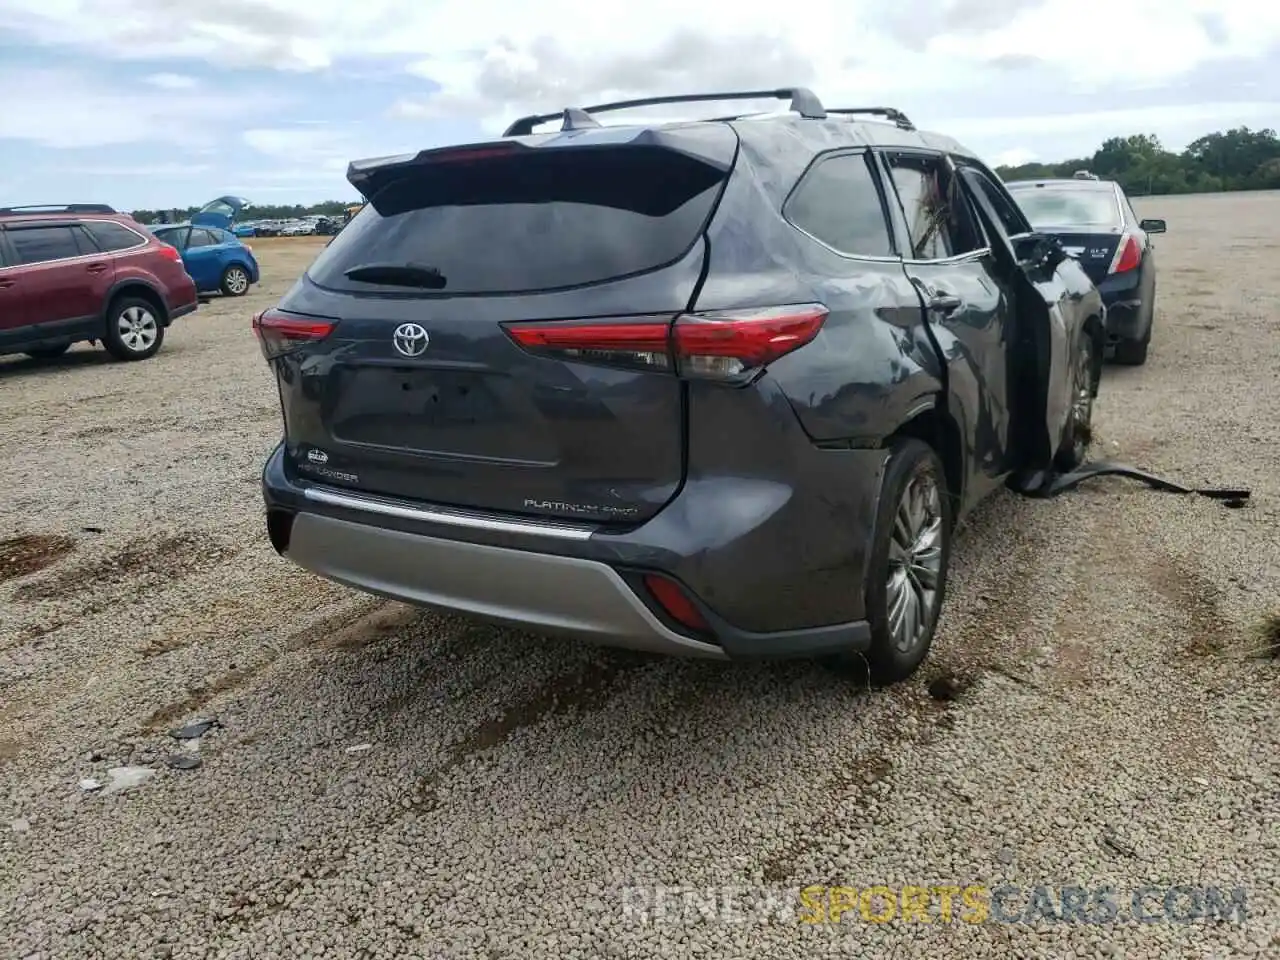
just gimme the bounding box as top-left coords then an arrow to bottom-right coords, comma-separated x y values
1006,185 -> 1120,230
84,220 -> 146,252
187,229 -> 219,248
884,153 -> 981,260
152,227 -> 186,249
785,153 -> 894,257
308,147 -> 728,295
7,225 -> 85,265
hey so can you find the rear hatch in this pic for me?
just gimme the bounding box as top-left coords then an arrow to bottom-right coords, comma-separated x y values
262,126 -> 738,524
1035,227 -> 1122,284
1007,184 -> 1123,283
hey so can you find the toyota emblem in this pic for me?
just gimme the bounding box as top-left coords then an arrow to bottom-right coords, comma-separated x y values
393,322 -> 429,358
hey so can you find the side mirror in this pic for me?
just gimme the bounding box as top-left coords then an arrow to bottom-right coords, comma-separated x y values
1140,218 -> 1166,234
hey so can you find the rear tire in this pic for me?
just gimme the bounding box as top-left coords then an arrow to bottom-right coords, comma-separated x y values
1112,330 -> 1149,366
24,344 -> 71,360
1055,327 -> 1098,472
1112,296 -> 1153,366
844,438 -> 952,686
103,297 -> 165,362
221,264 -> 251,297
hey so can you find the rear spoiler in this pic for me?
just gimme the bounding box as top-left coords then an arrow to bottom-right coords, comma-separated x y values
346,126 -> 738,203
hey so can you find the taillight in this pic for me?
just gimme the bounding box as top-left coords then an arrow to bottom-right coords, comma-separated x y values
156,243 -> 182,262
1109,235 -> 1141,274
502,304 -> 828,383
642,574 -> 710,634
252,308 -> 336,360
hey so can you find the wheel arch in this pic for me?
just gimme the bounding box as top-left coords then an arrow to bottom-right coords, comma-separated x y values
1082,311 -> 1105,391
104,281 -> 169,328
882,396 -> 965,515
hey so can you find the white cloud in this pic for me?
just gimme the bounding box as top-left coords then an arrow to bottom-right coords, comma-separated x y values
242,125 -> 364,173
0,67 -> 280,149
0,0 -> 1277,162
994,147 -> 1038,167
144,72 -> 198,90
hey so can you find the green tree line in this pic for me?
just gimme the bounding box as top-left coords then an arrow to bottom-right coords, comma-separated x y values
123,125 -> 1279,220
995,126 -> 1280,195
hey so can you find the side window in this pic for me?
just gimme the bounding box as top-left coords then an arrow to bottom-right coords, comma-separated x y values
187,229 -> 218,248
958,165 -> 1031,239
784,152 -> 895,258
83,221 -> 146,253
7,225 -> 85,265
883,153 -> 982,260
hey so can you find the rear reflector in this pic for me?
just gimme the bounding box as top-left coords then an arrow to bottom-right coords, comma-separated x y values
643,573 -> 710,634
503,304 -> 828,383
252,308 -> 336,360
1109,235 -> 1141,274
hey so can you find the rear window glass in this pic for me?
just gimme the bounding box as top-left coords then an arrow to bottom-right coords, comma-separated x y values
1009,186 -> 1121,229
307,146 -> 728,296
84,220 -> 147,252
784,153 -> 894,257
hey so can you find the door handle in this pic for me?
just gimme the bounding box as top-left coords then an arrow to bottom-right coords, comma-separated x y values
927,292 -> 962,315
86,263 -> 109,274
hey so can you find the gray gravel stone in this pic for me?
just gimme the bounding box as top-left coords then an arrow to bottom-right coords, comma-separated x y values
1,197 -> 1277,959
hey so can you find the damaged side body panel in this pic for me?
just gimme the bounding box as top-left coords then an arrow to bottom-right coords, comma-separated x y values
706,118 -> 1103,519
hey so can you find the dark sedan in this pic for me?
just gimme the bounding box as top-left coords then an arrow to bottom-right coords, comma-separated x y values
1006,176 -> 1164,365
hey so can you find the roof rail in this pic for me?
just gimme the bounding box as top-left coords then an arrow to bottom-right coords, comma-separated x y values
502,87 -> 827,137
0,203 -> 118,215
825,107 -> 914,130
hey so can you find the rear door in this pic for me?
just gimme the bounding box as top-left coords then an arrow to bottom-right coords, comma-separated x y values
2,222 -> 113,330
0,231 -> 28,336
183,228 -> 223,289
268,128 -> 737,523
877,149 -> 1017,501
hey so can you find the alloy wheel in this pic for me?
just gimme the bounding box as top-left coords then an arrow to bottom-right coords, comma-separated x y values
886,471 -> 944,654
118,306 -> 158,354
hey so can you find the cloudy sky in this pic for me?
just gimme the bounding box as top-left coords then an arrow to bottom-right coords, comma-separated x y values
0,0 -> 1276,211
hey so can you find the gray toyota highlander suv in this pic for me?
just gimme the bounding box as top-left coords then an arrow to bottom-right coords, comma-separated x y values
257,88 -> 1103,684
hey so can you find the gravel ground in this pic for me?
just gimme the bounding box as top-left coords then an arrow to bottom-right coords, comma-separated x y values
2,195 -> 1277,960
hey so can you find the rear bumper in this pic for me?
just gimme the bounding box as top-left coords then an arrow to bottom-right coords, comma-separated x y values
261,434 -> 882,661
282,508 -> 731,658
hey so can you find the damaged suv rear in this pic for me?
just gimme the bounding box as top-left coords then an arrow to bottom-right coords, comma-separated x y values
258,88 -> 1103,684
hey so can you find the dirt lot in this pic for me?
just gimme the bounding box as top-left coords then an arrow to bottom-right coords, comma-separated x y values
2,200 -> 1277,960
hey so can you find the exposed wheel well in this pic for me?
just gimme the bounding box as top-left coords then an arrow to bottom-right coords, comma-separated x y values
106,284 -> 168,329
1083,313 -> 1105,390
886,402 -> 964,512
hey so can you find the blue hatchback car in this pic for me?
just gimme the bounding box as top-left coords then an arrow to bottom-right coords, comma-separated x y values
150,222 -> 260,297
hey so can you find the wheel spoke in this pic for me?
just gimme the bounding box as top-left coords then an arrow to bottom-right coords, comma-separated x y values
900,580 -> 920,649
887,570 -> 910,639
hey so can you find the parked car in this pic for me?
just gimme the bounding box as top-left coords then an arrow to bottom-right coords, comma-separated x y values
255,88 -> 1104,684
0,203 -> 198,362
150,223 -> 260,297
1005,176 -> 1163,365
232,222 -> 258,238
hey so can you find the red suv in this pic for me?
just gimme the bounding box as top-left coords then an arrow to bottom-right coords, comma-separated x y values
0,204 -> 199,362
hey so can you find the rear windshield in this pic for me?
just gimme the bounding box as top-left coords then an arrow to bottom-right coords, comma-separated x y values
1008,186 -> 1121,229
306,146 -> 728,296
